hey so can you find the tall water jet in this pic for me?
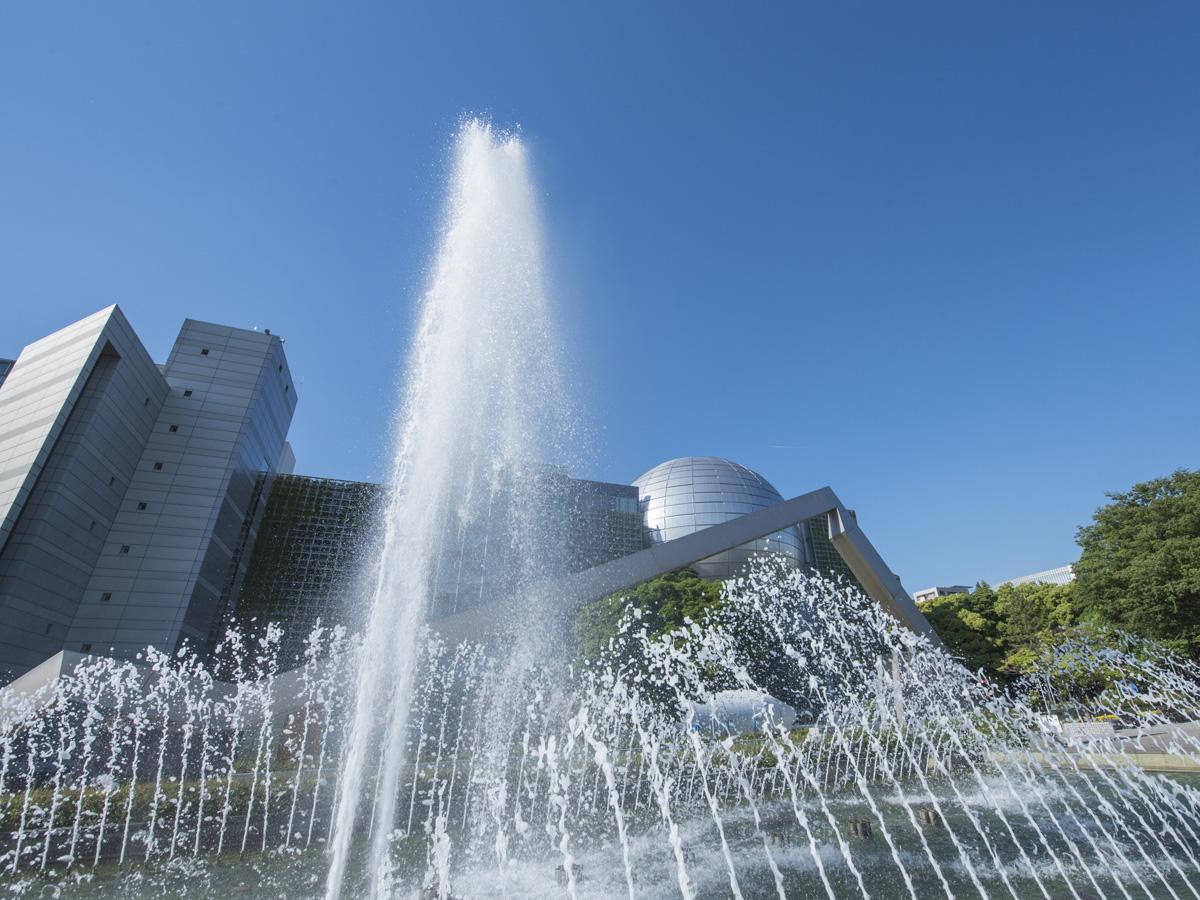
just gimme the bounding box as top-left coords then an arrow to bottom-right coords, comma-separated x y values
325,119 -> 568,900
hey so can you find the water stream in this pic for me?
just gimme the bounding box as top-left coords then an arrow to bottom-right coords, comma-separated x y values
325,119 -> 569,899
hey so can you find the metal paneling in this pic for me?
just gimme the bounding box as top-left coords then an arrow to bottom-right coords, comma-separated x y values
632,456 -> 808,580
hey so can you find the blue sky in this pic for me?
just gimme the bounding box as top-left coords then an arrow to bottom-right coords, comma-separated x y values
2,2 -> 1197,590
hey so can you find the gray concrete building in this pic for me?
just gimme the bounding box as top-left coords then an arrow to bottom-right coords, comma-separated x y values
0,307 -> 296,682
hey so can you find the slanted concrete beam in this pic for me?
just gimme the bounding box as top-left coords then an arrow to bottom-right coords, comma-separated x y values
433,487 -> 942,649
824,503 -> 940,645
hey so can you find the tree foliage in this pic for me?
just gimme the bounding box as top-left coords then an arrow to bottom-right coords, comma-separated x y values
923,470 -> 1200,677
572,562 -> 830,713
573,567 -> 722,672
994,581 -> 1076,654
921,581 -> 1079,677
919,584 -> 1005,673
1073,469 -> 1200,657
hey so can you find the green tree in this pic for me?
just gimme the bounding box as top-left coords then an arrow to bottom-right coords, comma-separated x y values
1000,624 -> 1170,716
921,581 -> 1078,677
994,581 -> 1076,659
574,567 -> 722,670
919,583 -> 1004,673
1073,469 -> 1200,657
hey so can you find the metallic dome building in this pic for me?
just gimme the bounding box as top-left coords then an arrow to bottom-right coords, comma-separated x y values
632,456 -> 812,580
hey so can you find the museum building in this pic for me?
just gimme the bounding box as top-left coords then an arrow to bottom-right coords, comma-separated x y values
0,307 -> 865,682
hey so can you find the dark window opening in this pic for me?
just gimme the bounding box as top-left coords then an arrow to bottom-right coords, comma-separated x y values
44,623 -> 52,635
101,592 -> 112,602
284,384 -> 289,393
81,644 -> 92,654
169,424 -> 178,433
143,397 -> 150,406
183,389 -> 193,397
108,476 -> 115,487
136,502 -> 147,511
119,545 -> 130,554
153,462 -> 164,471
200,348 -> 210,356
89,520 -> 96,531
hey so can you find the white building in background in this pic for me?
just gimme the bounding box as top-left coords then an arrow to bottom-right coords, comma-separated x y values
915,566 -> 1076,602
913,585 -> 972,604
997,565 -> 1075,587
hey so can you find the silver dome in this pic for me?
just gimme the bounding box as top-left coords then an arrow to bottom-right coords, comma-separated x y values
631,456 -> 807,581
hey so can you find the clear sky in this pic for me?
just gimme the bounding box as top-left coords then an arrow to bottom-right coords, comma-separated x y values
2,2 -> 1197,590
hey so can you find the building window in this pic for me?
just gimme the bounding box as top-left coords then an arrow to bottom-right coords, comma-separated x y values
183,389 -> 193,397
278,363 -> 283,372
169,424 -> 178,433
89,520 -> 96,531
108,476 -> 116,487
200,348 -> 210,356
144,397 -> 150,406
44,623 -> 52,635
119,545 -> 130,554
136,502 -> 147,511
101,592 -> 112,602
153,462 -> 164,471
285,384 -> 289,393
81,644 -> 92,654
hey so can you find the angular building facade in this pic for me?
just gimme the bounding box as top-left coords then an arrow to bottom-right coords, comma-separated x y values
0,308 -> 893,678
229,457 -> 872,657
234,474 -> 383,662
233,470 -> 644,661
0,307 -> 296,682
564,478 -> 643,573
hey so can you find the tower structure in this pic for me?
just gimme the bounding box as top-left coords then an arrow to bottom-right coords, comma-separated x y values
0,306 -> 296,682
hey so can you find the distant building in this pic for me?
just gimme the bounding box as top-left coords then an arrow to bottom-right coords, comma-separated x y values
997,565 -> 1075,587
0,306 -> 296,683
913,585 -> 971,604
912,566 -> 1076,605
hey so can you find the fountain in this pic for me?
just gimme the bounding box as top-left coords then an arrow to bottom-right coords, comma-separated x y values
325,117 -> 570,900
5,562 -> 1200,897
3,120 -> 1200,897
